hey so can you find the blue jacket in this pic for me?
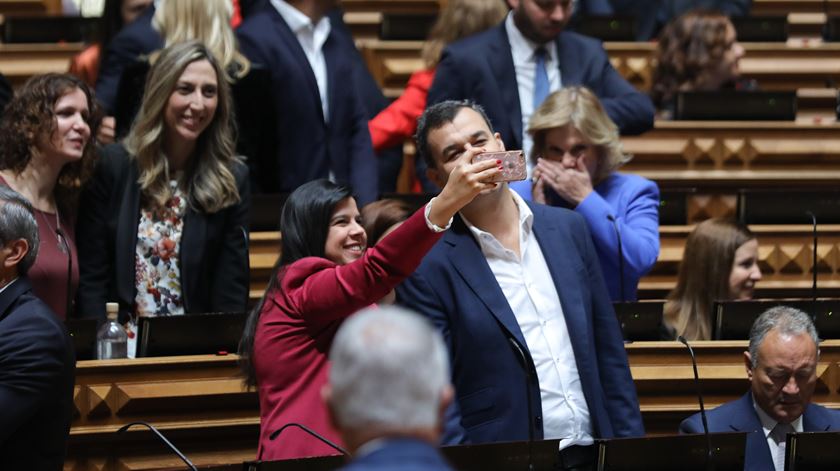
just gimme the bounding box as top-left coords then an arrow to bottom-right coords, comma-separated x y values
397,202 -> 644,445
340,438 -> 454,471
236,3 -> 378,204
95,5 -> 162,113
427,23 -> 655,146
516,173 -> 660,301
680,392 -> 840,471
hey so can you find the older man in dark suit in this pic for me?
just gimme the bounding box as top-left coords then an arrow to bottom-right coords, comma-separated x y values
236,0 -> 378,204
0,186 -> 75,470
680,306 -> 840,471
398,101 -> 643,471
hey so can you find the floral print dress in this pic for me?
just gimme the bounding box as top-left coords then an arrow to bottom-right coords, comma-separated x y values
134,179 -> 187,317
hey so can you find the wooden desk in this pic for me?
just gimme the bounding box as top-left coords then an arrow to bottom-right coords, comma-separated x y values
360,39 -> 840,101
67,355 -> 259,471
66,341 -> 840,469
247,225 -> 840,301
622,121 -> 840,172
0,42 -> 81,87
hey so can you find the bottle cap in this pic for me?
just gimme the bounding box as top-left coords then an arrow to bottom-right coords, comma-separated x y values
106,302 -> 119,321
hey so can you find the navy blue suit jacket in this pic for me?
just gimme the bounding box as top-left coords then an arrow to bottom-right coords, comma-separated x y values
340,439 -> 454,471
397,200 -> 644,444
95,5 -> 162,113
236,4 -> 378,204
427,23 -> 655,145
680,392 -> 840,471
0,277 -> 75,469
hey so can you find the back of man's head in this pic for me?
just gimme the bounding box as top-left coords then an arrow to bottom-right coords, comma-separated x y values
327,306 -> 451,442
0,185 -> 39,277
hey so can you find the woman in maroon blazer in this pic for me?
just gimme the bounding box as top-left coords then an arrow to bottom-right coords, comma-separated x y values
239,150 -> 501,460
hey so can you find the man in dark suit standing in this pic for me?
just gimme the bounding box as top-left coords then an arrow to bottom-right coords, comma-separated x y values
236,0 -> 378,204
680,306 -> 840,471
0,186 -> 76,470
426,0 -> 654,194
397,101 -> 643,471
95,1 -> 161,114
325,306 -> 455,471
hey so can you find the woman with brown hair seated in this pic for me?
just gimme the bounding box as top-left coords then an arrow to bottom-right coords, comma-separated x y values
650,10 -> 747,118
663,218 -> 763,340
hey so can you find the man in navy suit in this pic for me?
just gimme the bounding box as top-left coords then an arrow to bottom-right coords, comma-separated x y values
236,0 -> 378,204
326,306 -> 455,471
397,101 -> 643,470
428,0 -> 654,169
680,306 -> 840,471
95,2 -> 161,114
0,186 -> 75,469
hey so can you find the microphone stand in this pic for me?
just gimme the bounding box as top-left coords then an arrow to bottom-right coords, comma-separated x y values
269,422 -> 349,456
508,338 -> 535,471
678,336 -> 713,471
117,421 -> 197,471
56,228 -> 73,318
240,225 -> 250,313
806,211 -> 818,321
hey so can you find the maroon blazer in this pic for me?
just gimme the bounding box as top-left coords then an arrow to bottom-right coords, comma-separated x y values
253,207 -> 442,460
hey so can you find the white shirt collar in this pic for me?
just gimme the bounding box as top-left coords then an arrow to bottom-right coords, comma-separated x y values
462,188 -> 534,251
753,394 -> 804,437
270,0 -> 331,36
0,277 -> 18,295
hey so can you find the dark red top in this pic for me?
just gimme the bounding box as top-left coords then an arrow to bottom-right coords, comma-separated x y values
0,177 -> 78,319
368,68 -> 435,152
253,206 -> 441,460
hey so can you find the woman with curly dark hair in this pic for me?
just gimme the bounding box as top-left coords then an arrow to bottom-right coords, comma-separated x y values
0,73 -> 101,319
650,10 -> 746,117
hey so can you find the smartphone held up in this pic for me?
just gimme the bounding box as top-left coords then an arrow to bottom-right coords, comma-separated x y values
472,150 -> 527,183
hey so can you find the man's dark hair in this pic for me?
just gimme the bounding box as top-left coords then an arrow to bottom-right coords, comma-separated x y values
0,185 -> 39,274
415,100 -> 495,169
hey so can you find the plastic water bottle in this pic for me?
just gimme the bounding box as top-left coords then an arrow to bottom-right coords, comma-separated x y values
96,302 -> 128,359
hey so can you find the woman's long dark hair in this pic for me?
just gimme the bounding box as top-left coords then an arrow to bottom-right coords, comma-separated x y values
239,179 -> 353,387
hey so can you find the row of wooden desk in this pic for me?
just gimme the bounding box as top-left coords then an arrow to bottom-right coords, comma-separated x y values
66,340 -> 840,470
248,224 -> 840,302
360,39 -> 840,100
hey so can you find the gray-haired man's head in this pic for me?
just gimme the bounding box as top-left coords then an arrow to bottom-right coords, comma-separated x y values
745,306 -> 819,425
325,305 -> 453,450
0,185 -> 39,278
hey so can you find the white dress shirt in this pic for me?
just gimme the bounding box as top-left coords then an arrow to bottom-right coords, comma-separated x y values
270,0 -> 331,121
505,12 -> 561,176
753,397 -> 803,471
462,190 -> 592,449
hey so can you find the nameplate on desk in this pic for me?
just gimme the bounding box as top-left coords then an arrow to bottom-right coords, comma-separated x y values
596,432 -> 746,471
676,91 -> 797,121
714,299 -> 840,340
136,311 -> 246,357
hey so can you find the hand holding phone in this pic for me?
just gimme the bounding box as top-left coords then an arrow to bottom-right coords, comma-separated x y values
472,150 -> 526,182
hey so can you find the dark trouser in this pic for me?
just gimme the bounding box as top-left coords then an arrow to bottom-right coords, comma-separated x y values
559,444 -> 596,471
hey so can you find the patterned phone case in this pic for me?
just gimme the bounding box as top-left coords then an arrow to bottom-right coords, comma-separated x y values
473,150 -> 527,182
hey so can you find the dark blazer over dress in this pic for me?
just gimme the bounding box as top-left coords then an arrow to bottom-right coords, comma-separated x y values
75,143 -> 251,321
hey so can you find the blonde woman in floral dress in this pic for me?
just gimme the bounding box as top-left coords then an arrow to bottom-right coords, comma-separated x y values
75,41 -> 249,344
